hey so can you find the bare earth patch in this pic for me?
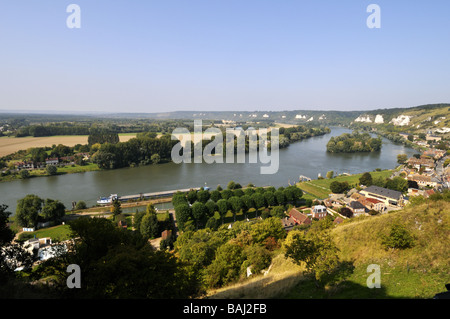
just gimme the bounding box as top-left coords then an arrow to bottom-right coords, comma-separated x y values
0,134 -> 136,157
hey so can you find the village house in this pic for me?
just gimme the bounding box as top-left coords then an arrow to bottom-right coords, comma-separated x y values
426,134 -> 442,142
60,156 -> 75,164
423,148 -> 445,160
364,197 -> 385,212
288,208 -> 312,226
45,158 -> 59,166
408,174 -> 441,188
311,205 -> 328,220
281,216 -> 297,231
359,185 -> 404,207
349,201 -> 366,216
407,157 -> 435,171
16,161 -> 34,170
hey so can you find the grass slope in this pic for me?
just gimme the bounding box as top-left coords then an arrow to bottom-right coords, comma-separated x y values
208,200 -> 450,299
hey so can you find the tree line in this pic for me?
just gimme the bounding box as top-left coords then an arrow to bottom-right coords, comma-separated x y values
173,183 -> 304,232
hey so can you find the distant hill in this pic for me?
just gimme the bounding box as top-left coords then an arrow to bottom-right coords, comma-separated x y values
107,103 -> 450,132
350,103 -> 450,133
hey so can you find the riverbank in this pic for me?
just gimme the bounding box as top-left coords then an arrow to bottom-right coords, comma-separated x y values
0,162 -> 101,183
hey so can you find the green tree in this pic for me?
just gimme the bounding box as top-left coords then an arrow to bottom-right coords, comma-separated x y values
227,181 -> 236,190
263,191 -> 276,207
251,192 -> 266,209
381,220 -> 415,250
197,190 -> 210,203
216,199 -> 229,223
359,172 -> 373,186
270,206 -> 286,219
191,202 -> 208,228
221,189 -> 233,200
174,204 -> 193,231
151,153 -> 160,164
204,243 -> 245,288
397,154 -> 408,164
210,190 -> 221,202
385,176 -> 408,193
205,200 -> 217,217
0,205 -> 14,246
240,195 -> 254,212
274,190 -> 286,206
41,199 -> 66,223
250,217 -> 286,244
20,169 -> 30,179
187,190 -> 198,204
330,181 -> 349,194
326,171 -> 334,179
140,211 -> 160,238
75,201 -> 87,210
45,165 -> 58,175
112,198 -> 122,218
41,217 -> 202,298
15,195 -> 43,228
283,229 -> 341,285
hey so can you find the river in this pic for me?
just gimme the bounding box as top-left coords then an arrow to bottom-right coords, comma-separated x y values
1,127 -> 417,214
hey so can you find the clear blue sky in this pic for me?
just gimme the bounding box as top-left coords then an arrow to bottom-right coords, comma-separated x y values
0,0 -> 449,113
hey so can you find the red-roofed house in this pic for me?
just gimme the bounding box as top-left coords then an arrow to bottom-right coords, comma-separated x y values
288,208 -> 312,226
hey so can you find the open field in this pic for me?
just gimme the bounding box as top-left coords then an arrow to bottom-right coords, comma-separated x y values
297,169 -> 394,199
0,134 -> 136,157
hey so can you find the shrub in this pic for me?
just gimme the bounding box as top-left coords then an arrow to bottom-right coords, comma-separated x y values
75,201 -> 87,210
381,221 -> 415,250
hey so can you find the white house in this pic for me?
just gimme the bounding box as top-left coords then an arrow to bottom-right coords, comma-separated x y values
312,205 -> 328,219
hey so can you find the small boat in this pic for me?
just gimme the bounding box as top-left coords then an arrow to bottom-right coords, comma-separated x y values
97,194 -> 118,205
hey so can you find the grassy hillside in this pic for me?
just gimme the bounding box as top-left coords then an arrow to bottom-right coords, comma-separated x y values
207,200 -> 450,299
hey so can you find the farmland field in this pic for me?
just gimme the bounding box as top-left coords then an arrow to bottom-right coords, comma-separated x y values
0,134 -> 136,157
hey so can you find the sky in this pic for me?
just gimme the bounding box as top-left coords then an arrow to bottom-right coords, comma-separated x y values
0,0 -> 449,113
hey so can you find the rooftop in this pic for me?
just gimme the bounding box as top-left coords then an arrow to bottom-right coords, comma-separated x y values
362,186 -> 403,200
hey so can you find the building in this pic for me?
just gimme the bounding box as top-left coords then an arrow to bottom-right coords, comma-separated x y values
423,149 -> 445,160
408,174 -> 440,188
407,157 -> 435,170
364,198 -> 385,212
359,185 -> 404,206
281,216 -> 297,232
45,158 -> 59,166
288,208 -> 311,226
16,161 -> 34,170
426,134 -> 442,142
349,201 -> 366,216
311,205 -> 328,220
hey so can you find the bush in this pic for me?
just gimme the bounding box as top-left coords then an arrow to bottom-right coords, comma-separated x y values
381,221 -> 415,250
75,201 -> 87,210
46,165 -> 57,175
20,169 -> 30,179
